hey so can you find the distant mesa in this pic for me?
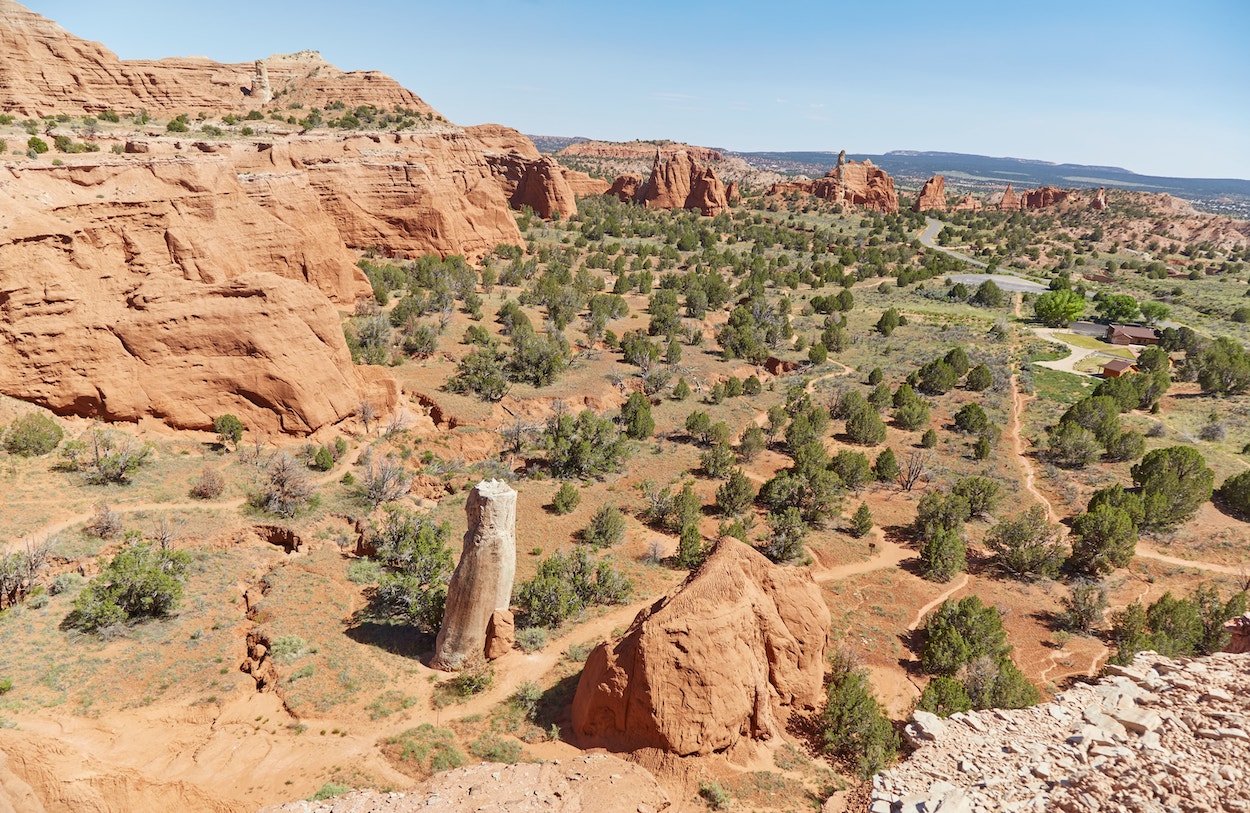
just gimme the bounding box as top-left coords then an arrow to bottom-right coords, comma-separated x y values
571,539 -> 829,757
913,175 -> 947,212
606,150 -> 731,216
767,156 -> 900,213
560,139 -> 725,165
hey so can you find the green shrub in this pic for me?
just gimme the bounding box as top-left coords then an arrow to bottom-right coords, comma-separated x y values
310,783 -> 349,801
515,548 -> 632,628
917,676 -> 972,718
27,136 -> 48,154
552,482 -> 581,514
821,654 -> 899,779
3,413 -> 63,456
67,542 -> 191,632
699,781 -> 732,810
0,678 -> 12,695
851,503 -> 873,538
311,446 -> 335,471
59,429 -> 152,484
50,573 -> 83,595
365,507 -> 453,634
383,724 -> 465,776
515,627 -> 547,653
269,635 -> 308,662
583,505 -> 626,548
346,558 -> 382,584
468,733 -> 521,763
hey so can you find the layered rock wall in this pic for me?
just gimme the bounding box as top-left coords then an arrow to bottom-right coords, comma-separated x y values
571,539 -> 828,756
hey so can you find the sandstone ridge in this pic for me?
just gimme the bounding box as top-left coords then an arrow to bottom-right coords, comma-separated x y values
874,652 -> 1250,813
0,1 -> 432,118
571,538 -> 829,757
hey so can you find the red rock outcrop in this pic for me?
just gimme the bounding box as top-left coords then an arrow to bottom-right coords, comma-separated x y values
637,151 -> 731,216
952,194 -> 983,212
0,1 -> 433,118
995,184 -> 1022,211
1020,186 -> 1069,209
560,140 -> 723,164
1092,187 -> 1109,211
561,169 -> 611,197
726,180 -> 741,205
466,126 -> 579,219
1227,613 -> 1250,653
608,173 -> 644,203
913,175 -> 947,212
571,539 -> 829,756
767,158 -> 899,213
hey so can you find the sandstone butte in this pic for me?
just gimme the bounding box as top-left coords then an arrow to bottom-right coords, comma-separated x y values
912,175 -> 947,212
1020,185 -> 1069,209
0,1 -> 595,435
1092,186 -> 1109,210
607,151 -> 732,216
767,156 -> 900,213
994,183 -> 1022,211
571,539 -> 829,757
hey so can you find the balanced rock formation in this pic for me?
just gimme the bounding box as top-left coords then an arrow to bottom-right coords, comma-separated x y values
0,1 -> 434,118
432,480 -> 518,670
872,652 -> 1250,813
571,539 -> 829,756
1092,186 -> 1109,211
767,158 -> 899,213
259,755 -> 669,813
913,175 -> 947,212
1021,185 -> 1069,209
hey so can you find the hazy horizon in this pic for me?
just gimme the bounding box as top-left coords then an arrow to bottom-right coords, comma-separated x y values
27,0 -> 1250,181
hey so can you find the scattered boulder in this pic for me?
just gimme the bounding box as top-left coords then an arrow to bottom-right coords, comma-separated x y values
871,652 -> 1250,813
1226,612 -> 1250,653
913,175 -> 947,212
484,609 -> 515,660
432,480 -> 518,670
571,539 -> 829,756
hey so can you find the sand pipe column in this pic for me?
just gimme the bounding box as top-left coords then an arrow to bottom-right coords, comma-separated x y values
432,479 -> 517,670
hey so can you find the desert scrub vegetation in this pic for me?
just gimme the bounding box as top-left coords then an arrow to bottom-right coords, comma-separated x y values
1109,584 -> 1247,665
357,506 -> 453,634
821,652 -> 899,780
515,547 -> 632,629
3,412 -> 63,456
58,428 -> 153,484
382,724 -> 465,777
65,540 -> 191,633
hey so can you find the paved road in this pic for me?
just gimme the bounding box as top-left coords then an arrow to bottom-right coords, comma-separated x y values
918,218 -> 1049,294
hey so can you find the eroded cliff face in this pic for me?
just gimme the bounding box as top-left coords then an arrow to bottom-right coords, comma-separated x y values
0,1 -> 575,434
913,175 -> 947,212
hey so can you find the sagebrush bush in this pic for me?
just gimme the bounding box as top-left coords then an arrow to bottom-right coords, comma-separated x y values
3,413 -> 63,456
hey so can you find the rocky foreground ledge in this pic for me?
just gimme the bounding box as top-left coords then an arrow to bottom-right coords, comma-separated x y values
873,652 -> 1250,813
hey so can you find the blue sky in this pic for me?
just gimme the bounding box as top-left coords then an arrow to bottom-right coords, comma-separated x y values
31,0 -> 1250,179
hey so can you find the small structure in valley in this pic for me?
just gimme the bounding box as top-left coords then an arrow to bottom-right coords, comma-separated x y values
1101,358 -> 1137,378
432,480 -> 517,670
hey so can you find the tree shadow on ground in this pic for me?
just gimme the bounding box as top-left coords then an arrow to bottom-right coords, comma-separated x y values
344,619 -> 434,661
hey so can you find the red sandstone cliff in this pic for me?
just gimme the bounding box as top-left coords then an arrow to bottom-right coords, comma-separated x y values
913,175 -> 947,212
560,140 -> 723,164
1020,186 -> 1069,209
995,184 -> 1022,211
767,157 -> 899,213
605,151 -> 731,216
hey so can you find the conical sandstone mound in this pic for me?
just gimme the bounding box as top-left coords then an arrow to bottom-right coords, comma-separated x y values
571,538 -> 829,756
432,480 -> 517,670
